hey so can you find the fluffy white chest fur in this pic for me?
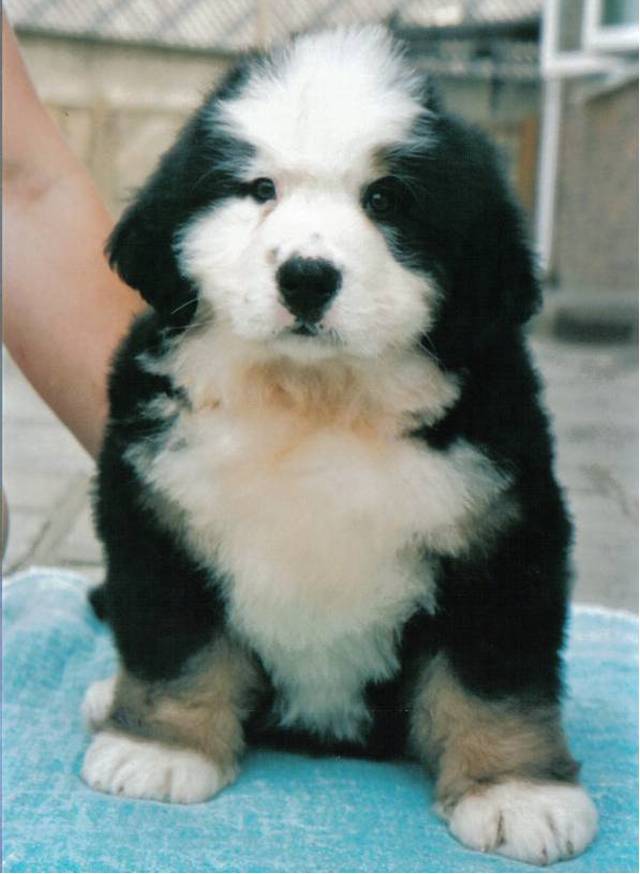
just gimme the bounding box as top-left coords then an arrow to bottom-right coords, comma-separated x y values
131,328 -> 509,740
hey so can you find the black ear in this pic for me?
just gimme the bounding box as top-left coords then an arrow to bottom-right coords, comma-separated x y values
480,189 -> 542,329
106,61 -> 255,327
421,118 -> 542,367
106,115 -> 203,327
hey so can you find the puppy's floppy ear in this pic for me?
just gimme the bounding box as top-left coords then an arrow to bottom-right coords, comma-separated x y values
434,198 -> 541,367
451,126 -> 542,334
424,117 -> 542,366
106,61 -> 255,326
106,116 -> 203,327
482,189 -> 542,329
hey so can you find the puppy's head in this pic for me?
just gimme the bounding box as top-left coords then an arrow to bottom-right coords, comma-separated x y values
108,26 -> 539,367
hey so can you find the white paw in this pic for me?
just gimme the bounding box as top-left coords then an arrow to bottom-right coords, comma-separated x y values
445,780 -> 598,865
81,731 -> 234,804
82,676 -> 117,729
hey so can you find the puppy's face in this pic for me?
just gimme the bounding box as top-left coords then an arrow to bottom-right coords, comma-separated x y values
177,29 -> 437,360
108,27 -> 539,369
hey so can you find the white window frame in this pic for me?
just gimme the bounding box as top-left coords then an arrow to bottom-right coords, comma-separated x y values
541,0 -> 630,77
536,0 -> 637,274
584,0 -> 639,51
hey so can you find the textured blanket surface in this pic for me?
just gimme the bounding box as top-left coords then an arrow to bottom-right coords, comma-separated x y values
3,569 -> 638,873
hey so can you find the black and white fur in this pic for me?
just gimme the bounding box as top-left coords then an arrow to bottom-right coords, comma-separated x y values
82,28 -> 597,864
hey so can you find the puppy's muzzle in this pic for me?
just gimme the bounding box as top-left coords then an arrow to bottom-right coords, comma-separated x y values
277,257 -> 341,325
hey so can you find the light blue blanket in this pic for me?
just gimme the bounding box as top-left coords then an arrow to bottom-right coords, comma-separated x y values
3,569 -> 638,873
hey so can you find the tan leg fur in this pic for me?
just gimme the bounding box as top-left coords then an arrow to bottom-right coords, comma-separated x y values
408,652 -> 578,812
98,636 -> 261,778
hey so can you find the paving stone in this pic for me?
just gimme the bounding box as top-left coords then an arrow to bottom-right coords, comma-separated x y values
4,421 -> 93,474
3,469 -> 72,512
3,509 -> 46,573
54,495 -> 103,566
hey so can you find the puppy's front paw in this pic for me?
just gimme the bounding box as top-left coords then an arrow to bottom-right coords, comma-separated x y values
444,780 -> 597,865
81,731 -> 234,804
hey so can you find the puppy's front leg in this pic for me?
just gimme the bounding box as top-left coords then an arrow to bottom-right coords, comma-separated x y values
82,637 -> 259,804
409,653 -> 598,865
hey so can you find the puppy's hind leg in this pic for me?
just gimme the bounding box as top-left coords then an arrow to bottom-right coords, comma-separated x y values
82,638 -> 260,804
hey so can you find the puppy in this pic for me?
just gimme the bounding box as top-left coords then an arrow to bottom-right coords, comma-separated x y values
82,27 -> 597,864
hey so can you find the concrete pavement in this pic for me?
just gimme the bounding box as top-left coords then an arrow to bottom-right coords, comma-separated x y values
3,334 -> 637,611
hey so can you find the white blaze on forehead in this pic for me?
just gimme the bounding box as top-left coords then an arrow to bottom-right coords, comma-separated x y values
177,26 -> 439,360
218,27 -> 424,179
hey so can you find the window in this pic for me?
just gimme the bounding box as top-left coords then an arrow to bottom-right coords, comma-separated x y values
584,0 -> 639,51
542,0 -> 638,76
601,0 -> 638,25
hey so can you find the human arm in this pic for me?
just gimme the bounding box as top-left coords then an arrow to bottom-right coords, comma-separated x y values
2,15 -> 144,458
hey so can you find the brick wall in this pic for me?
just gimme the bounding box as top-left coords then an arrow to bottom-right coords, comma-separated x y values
19,34 -> 230,216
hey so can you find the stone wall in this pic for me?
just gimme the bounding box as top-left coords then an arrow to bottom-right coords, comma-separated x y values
554,77 -> 638,293
18,32 -> 541,220
18,34 -> 230,215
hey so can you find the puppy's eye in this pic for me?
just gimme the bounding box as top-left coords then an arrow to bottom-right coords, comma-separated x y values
363,178 -> 399,219
250,177 -> 277,203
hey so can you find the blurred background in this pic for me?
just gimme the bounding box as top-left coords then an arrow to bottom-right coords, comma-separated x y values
3,1 -> 638,610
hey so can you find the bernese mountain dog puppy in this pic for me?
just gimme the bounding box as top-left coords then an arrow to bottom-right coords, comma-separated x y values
81,27 -> 597,864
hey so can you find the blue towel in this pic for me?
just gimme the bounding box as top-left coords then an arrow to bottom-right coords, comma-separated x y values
3,569 -> 638,873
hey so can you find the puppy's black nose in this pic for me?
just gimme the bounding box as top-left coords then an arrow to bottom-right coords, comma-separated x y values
277,257 -> 341,323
